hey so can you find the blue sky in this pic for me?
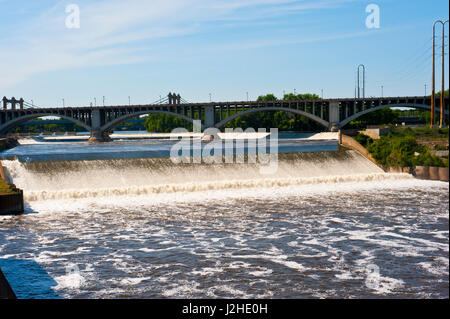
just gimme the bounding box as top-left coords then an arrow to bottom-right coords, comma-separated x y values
0,0 -> 448,107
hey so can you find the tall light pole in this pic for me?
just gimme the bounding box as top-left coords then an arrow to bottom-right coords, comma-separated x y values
62,98 -> 65,107
321,89 -> 323,99
94,97 -> 96,106
246,92 -> 248,101
209,93 -> 211,102
440,20 -> 448,127
425,84 -> 427,96
381,85 -> 383,98
128,96 -> 131,106
431,20 -> 448,127
103,96 -> 105,106
356,64 -> 365,98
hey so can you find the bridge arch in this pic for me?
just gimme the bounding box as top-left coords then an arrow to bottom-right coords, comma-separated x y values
214,107 -> 330,129
100,110 -> 203,133
0,113 -> 92,135
339,103 -> 449,128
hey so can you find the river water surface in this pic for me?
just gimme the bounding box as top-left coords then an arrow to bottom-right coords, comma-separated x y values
0,134 -> 448,298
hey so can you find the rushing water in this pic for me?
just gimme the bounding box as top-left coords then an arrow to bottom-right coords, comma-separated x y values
0,136 -> 448,299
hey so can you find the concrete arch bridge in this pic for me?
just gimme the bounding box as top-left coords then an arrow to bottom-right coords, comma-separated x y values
0,95 -> 448,142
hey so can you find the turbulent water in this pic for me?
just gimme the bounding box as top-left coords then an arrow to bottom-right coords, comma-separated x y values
0,145 -> 448,299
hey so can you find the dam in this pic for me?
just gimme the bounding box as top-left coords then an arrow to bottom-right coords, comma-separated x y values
0,133 -> 448,298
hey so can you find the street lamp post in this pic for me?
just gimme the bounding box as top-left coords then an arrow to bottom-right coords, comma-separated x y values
357,64 -> 365,98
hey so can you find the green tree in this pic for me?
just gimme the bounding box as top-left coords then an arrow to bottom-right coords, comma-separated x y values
347,108 -> 399,129
144,114 -> 191,133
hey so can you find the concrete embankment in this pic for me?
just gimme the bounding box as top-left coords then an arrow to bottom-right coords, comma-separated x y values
339,133 -> 449,182
414,166 -> 449,182
0,162 -> 24,215
339,133 -> 384,170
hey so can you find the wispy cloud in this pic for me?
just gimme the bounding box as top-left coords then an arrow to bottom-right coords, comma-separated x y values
0,0 -> 354,89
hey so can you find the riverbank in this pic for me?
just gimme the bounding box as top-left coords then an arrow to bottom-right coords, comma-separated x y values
355,126 -> 449,169
340,131 -> 449,181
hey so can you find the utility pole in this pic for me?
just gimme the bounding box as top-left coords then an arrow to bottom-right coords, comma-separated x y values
440,20 -> 448,127
209,93 -> 211,102
381,85 -> 383,98
431,20 -> 447,127
128,96 -> 131,106
94,97 -> 96,107
62,98 -> 65,107
425,84 -> 427,96
321,89 -> 323,99
246,92 -> 248,101
103,96 -> 105,107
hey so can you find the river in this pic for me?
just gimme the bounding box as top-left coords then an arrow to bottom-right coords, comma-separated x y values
0,133 -> 448,298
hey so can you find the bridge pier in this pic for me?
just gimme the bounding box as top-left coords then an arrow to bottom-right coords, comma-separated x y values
328,101 -> 340,132
88,109 -> 110,143
204,106 -> 215,128
329,123 -> 340,132
88,130 -> 109,143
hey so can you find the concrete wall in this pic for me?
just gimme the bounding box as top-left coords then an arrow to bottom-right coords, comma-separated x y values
0,191 -> 24,215
340,134 -> 383,170
414,166 -> 449,182
359,127 -> 391,140
0,162 -> 24,215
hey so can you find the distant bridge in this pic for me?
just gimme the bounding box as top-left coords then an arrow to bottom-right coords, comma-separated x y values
0,94 -> 448,142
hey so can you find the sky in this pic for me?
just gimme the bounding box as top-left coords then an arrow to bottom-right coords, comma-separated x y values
0,0 -> 448,107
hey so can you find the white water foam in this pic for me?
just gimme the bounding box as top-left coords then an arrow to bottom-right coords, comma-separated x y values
1,150 -> 423,206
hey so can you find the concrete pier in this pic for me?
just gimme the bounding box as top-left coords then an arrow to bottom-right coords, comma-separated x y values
0,162 -> 24,215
